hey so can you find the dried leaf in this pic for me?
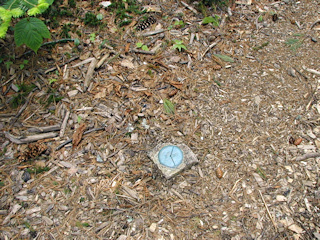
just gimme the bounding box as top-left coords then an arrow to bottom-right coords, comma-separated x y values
121,59 -> 135,69
94,88 -> 106,99
168,88 -> 178,97
72,123 -> 86,148
214,54 -> 234,63
169,80 -> 183,90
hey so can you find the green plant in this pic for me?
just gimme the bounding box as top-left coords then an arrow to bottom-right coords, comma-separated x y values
285,33 -> 305,51
5,60 -> 12,70
172,40 -> 187,52
202,15 -> 220,27
256,166 -> 267,180
136,41 -> 149,51
109,0 -> 144,27
163,99 -> 175,115
174,20 -> 185,28
76,221 -> 90,228
0,147 -> 7,157
48,78 -> 57,85
9,83 -> 36,108
26,166 -> 50,174
19,59 -> 28,69
77,115 -> 82,123
214,54 -> 234,62
0,0 -> 54,52
89,33 -> 96,42
96,13 -> 103,20
84,12 -> 102,26
252,41 -> 269,51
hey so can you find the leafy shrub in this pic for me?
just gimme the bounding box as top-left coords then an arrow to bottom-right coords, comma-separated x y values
0,0 -> 54,52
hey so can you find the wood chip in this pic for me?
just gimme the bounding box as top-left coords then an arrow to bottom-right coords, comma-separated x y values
72,123 -> 86,148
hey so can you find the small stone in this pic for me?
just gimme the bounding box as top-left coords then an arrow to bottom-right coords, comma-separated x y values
149,223 -> 157,233
21,171 -> 31,182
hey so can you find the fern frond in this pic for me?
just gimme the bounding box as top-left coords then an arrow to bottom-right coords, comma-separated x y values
37,3 -> 49,12
27,7 -> 40,15
0,7 -> 12,21
0,19 -> 10,38
11,8 -> 24,17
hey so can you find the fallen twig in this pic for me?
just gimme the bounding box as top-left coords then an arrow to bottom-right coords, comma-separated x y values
141,29 -> 167,37
295,152 -> 320,161
44,56 -> 79,74
259,190 -> 278,232
59,110 -> 70,138
96,53 -> 110,69
84,58 -> 97,92
55,127 -> 105,150
70,57 -> 96,68
200,39 -> 221,60
310,19 -> 320,29
4,131 -> 59,144
180,1 -> 197,14
131,49 -> 156,55
27,124 -> 61,133
305,68 -> 320,76
10,90 -> 36,126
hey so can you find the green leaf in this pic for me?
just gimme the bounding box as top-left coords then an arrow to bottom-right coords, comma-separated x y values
163,99 -> 175,115
174,40 -> 183,45
258,15 -> 263,22
14,18 -> 50,52
141,45 -> 149,51
136,42 -> 143,48
0,7 -> 12,21
37,3 -> 50,12
214,54 -> 234,63
48,78 -> 57,85
0,20 -> 10,38
172,40 -> 187,52
202,16 -> 214,24
285,38 -> 299,45
202,15 -> 220,27
27,7 -> 41,16
74,38 -> 80,46
10,8 -> 24,17
96,13 -> 103,20
3,0 -> 38,10
89,33 -> 96,41
77,116 -> 82,123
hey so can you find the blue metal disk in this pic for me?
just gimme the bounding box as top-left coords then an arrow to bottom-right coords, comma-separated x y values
158,145 -> 183,168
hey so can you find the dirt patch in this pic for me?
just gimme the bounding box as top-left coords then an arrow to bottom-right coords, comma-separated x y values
0,0 -> 320,239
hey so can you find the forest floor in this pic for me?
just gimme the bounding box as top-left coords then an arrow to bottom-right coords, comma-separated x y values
0,0 -> 320,239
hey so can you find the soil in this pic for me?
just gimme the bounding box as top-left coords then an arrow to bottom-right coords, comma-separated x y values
0,0 -> 320,239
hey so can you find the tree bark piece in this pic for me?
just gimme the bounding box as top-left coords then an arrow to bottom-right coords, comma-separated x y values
27,124 -> 61,133
84,58 -> 98,92
295,152 -> 320,161
72,123 -> 86,148
4,131 -> 59,144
